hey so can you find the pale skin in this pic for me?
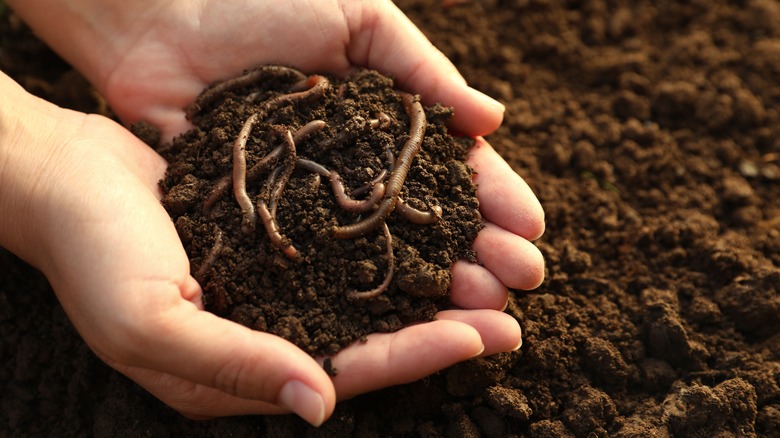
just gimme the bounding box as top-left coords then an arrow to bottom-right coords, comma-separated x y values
0,0 -> 545,427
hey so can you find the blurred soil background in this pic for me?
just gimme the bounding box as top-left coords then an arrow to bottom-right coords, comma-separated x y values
1,0 -> 779,436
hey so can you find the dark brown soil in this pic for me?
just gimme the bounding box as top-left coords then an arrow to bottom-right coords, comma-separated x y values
2,0 -> 779,437
158,67 -> 480,357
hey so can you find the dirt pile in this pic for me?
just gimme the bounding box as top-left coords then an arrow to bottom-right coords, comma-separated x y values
158,66 -> 480,356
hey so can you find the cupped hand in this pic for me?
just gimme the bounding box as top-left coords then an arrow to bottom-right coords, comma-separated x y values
58,0 -> 507,140
5,0 -> 545,425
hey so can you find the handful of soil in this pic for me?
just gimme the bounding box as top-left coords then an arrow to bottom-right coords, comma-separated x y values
159,66 -> 482,357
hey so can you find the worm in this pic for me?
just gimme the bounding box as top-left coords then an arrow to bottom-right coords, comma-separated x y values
351,146 -> 394,197
252,74 -> 329,105
201,175 -> 232,214
194,227 -> 224,283
255,131 -> 299,260
268,130 -> 297,217
395,198 -> 442,224
297,158 -> 331,176
316,115 -> 368,150
369,112 -> 392,130
233,113 -> 260,234
225,76 -> 331,229
330,173 -> 386,213
203,143 -> 282,214
257,198 -> 300,260
294,120 -> 327,143
332,92 -> 427,238
348,222 -> 395,300
202,120 -> 326,214
296,160 -> 387,213
185,65 -> 307,119
348,170 -> 387,198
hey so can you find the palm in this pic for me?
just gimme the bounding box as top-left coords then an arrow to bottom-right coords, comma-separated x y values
100,1 -> 361,139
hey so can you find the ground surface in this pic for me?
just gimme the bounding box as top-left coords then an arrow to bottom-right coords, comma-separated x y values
1,0 -> 779,436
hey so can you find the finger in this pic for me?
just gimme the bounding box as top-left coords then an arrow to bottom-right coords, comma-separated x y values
325,320 -> 483,400
473,222 -> 545,290
118,305 -> 336,426
437,309 -> 522,356
467,138 -> 545,240
104,360 -> 288,419
342,1 -> 504,136
450,260 -> 508,310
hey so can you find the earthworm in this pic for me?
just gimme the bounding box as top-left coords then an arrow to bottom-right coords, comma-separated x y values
262,166 -> 285,203
316,115 -> 368,150
295,159 -> 330,197
317,112 -> 392,150
348,222 -> 395,300
252,74 -> 330,105
385,93 -> 426,200
254,130 -> 299,259
201,176 -> 232,213
296,159 -> 387,212
202,144 -> 283,214
185,65 -> 307,119
351,146 -> 395,197
268,130 -> 297,217
233,113 -> 260,234
297,158 -> 331,176
233,75 -> 330,228
330,173 -> 386,213
246,146 -> 284,188
257,198 -> 300,260
194,227 -> 224,283
332,92 -> 427,238
202,120 -> 326,213
369,112 -> 392,130
348,170 -> 387,198
294,120 -> 328,143
395,198 -> 442,224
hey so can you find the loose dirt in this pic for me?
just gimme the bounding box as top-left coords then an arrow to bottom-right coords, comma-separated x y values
158,66 -> 480,357
1,0 -> 778,436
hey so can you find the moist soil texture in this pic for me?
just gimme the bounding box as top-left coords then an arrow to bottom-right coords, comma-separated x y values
1,0 -> 779,437
159,67 -> 480,357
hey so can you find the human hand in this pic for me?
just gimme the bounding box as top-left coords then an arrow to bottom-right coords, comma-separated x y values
6,0 -> 545,424
0,73 -> 335,424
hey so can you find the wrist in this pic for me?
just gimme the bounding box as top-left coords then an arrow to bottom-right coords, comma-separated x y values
0,72 -> 78,268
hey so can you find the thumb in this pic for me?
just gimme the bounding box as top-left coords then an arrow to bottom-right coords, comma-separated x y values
110,301 -> 336,425
342,0 -> 504,136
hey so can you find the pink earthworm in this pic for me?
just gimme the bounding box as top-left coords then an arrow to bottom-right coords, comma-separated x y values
348,222 -> 395,300
185,65 -> 307,119
202,120 -> 326,214
257,198 -> 300,260
194,227 -> 224,283
395,198 -> 442,224
332,92 -> 427,239
233,113 -> 261,234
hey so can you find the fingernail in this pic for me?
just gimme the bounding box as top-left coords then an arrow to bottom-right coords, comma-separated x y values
469,87 -> 505,114
471,343 -> 486,358
279,380 -> 326,427
512,337 -> 523,351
